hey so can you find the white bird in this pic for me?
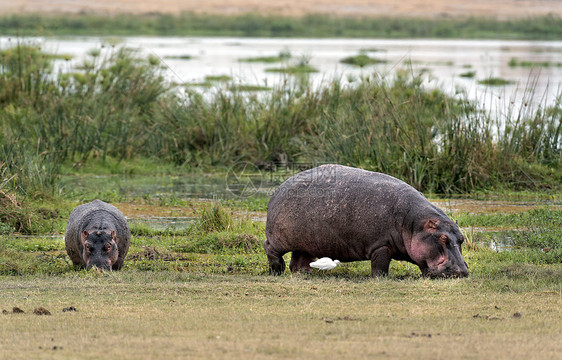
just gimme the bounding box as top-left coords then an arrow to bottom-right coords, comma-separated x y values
310,257 -> 341,271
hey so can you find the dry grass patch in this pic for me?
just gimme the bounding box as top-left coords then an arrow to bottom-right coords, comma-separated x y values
0,273 -> 560,359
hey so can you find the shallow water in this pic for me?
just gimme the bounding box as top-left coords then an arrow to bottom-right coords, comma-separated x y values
59,172 -> 278,200
3,36 -> 561,111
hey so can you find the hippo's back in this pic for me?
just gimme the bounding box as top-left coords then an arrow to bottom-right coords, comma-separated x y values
267,164 -> 423,218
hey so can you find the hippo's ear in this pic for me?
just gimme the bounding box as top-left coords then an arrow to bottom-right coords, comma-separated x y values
424,219 -> 440,232
81,230 -> 89,245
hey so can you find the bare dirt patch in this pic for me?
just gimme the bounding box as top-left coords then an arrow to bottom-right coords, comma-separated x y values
2,0 -> 561,19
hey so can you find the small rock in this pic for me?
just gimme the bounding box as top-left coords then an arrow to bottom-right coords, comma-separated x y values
324,318 -> 334,323
33,307 -> 51,315
2,309 -> 8,314
513,312 -> 522,318
12,307 -> 24,313
62,306 -> 77,312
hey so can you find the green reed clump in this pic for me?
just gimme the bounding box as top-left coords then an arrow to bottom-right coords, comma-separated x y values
1,42 -> 170,195
0,43 -> 55,105
199,203 -> 234,232
306,72 -> 494,192
157,79 -> 321,166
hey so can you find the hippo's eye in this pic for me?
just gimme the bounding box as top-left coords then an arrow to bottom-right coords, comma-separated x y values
103,243 -> 112,253
85,244 -> 93,253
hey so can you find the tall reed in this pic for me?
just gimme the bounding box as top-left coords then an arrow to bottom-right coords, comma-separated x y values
0,42 -> 560,196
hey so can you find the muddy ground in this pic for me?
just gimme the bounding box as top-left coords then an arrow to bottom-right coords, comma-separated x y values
2,0 -> 561,19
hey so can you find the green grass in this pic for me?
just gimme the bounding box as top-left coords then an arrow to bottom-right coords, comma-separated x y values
1,13 -> 562,40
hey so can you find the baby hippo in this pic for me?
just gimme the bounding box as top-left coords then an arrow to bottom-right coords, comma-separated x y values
65,199 -> 130,270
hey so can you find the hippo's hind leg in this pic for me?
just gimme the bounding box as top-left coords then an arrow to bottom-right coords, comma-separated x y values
264,238 -> 286,275
289,251 -> 315,273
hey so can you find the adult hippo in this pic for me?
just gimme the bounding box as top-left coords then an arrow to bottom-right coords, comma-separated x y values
65,199 -> 131,270
264,165 -> 468,278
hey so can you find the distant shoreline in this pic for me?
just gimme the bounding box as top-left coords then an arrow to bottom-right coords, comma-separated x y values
1,13 -> 561,40
1,0 -> 561,19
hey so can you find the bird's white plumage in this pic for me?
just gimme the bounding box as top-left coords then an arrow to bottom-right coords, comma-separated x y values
310,257 -> 341,270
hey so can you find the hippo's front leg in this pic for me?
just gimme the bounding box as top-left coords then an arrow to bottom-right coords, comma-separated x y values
264,239 -> 286,275
112,256 -> 125,270
370,246 -> 392,276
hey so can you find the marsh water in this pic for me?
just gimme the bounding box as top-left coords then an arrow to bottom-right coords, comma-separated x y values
4,36 -> 562,111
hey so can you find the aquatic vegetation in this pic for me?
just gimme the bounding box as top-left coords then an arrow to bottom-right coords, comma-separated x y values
459,70 -> 476,78
239,49 -> 292,63
164,55 -> 193,60
339,54 -> 387,67
508,58 -> 562,68
205,75 -> 232,82
478,77 -> 514,86
265,63 -> 318,74
228,84 -> 270,92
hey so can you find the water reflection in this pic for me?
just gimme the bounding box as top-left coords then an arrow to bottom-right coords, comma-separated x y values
2,36 -> 561,111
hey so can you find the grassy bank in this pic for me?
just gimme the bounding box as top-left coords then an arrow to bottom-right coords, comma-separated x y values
0,13 -> 561,39
0,200 -> 560,359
